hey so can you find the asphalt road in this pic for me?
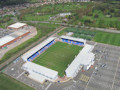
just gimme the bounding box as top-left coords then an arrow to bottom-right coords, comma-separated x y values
24,21 -> 120,34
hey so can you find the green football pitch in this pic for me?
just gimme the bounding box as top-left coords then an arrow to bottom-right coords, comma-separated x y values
0,73 -> 33,90
33,42 -> 83,77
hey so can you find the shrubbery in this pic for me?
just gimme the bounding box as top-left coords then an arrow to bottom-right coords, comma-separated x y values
64,28 -> 96,40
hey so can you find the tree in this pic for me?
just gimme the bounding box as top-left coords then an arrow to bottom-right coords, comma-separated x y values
94,14 -> 99,18
0,0 -> 29,7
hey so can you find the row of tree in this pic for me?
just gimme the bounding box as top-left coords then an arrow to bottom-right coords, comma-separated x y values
91,0 -> 120,3
0,0 -> 37,7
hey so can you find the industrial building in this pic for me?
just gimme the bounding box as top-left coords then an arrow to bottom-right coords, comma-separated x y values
0,30 -> 30,48
7,22 -> 27,30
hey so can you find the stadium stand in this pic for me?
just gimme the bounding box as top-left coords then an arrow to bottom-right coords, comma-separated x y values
22,61 -> 58,83
21,36 -> 95,82
27,40 -> 55,61
21,37 -> 56,61
65,44 -> 95,78
61,35 -> 86,46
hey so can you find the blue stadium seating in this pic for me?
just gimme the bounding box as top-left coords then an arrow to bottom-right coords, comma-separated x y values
27,40 -> 55,61
27,39 -> 84,61
61,38 -> 84,46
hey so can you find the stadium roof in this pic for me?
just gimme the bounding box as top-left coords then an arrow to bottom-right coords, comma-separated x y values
23,61 -> 58,79
8,22 -> 27,29
22,37 -> 56,61
61,35 -> 86,43
65,44 -> 95,77
79,53 -> 95,65
28,71 -> 46,83
0,36 -> 15,46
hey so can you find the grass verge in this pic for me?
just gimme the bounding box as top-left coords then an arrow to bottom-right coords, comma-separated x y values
0,73 -> 33,90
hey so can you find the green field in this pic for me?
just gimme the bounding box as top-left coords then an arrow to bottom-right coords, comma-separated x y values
58,27 -> 120,46
94,31 -> 120,46
33,42 -> 83,77
18,2 -> 89,22
23,14 -> 52,21
0,73 -> 33,90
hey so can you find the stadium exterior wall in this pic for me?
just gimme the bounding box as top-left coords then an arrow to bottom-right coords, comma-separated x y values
22,61 -> 58,82
83,58 -> 95,70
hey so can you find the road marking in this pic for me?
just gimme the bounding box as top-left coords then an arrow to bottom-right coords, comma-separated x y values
16,71 -> 25,79
45,82 -> 52,90
94,42 -> 97,46
85,45 -> 106,90
111,57 -> 120,90
80,74 -> 90,82
73,79 -> 76,83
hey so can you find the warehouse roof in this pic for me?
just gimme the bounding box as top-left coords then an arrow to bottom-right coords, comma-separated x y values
10,30 -> 29,38
8,22 -> 27,29
61,35 -> 86,43
65,44 -> 94,77
0,30 -> 29,47
21,37 -> 56,61
23,61 -> 58,79
0,36 -> 15,46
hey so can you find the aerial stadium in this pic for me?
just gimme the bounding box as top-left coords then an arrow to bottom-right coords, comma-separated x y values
21,35 -> 95,83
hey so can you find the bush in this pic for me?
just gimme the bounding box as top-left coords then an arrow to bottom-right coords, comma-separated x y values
94,14 -> 99,18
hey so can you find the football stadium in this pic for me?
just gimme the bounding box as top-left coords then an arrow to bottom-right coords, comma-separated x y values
21,35 -> 95,83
